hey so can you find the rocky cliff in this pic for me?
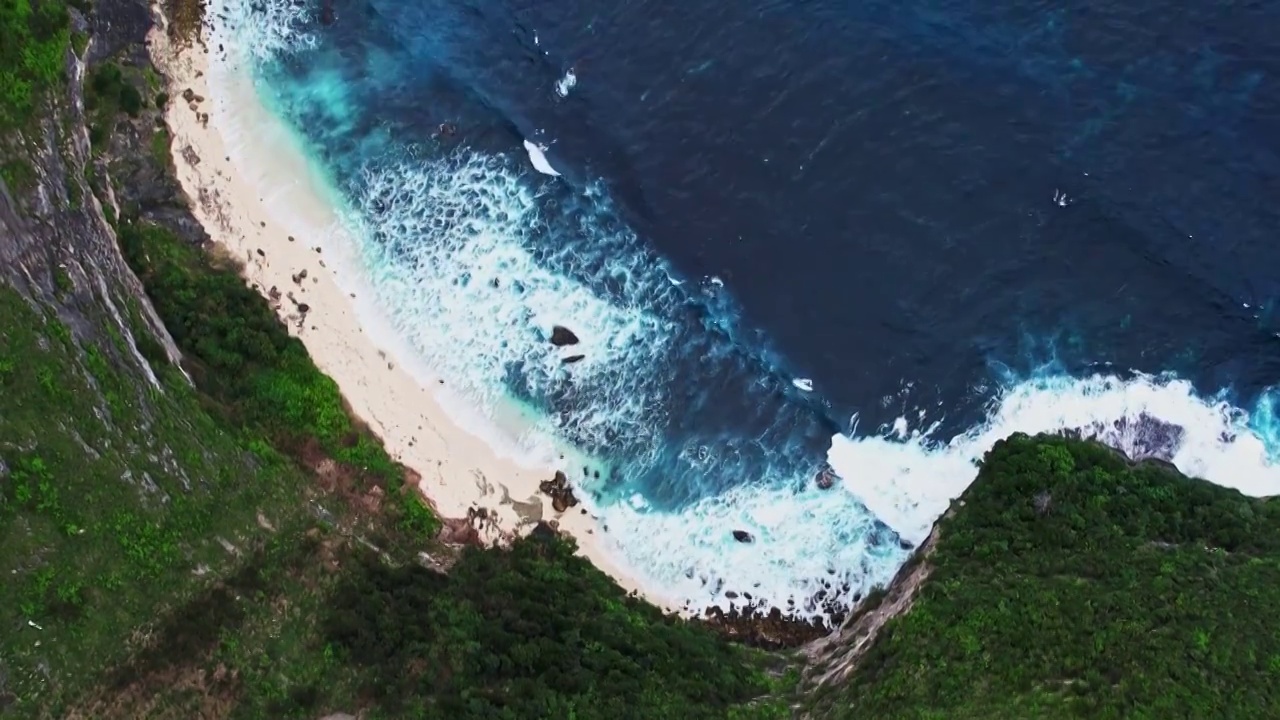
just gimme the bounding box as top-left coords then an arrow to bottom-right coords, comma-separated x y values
0,0 -> 312,714
0,3 -> 798,718
0,0 -> 182,370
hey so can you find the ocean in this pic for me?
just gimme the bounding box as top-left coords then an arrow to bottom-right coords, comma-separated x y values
204,0 -> 1280,623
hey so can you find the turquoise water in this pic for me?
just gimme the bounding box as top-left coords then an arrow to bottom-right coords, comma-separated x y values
206,0 -> 1280,624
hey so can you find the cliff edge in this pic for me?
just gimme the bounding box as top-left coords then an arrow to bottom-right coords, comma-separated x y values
800,433 -> 1280,719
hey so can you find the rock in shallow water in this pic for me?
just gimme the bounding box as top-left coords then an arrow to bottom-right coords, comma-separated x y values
732,529 -> 754,543
550,325 -> 579,346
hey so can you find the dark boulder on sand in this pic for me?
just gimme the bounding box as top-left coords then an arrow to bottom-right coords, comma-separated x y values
550,325 -> 580,346
539,470 -> 579,513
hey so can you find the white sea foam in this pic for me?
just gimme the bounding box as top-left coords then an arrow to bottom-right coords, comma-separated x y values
345,153 -> 680,463
202,0 -> 1280,624
831,373 -> 1280,546
523,139 -> 561,176
589,373 -> 1280,621
204,0 -> 316,66
555,68 -> 578,98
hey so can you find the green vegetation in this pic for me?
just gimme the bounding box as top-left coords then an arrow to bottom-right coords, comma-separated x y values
70,29 -> 88,57
115,218 -> 438,537
86,61 -> 145,150
0,283 -> 789,718
0,0 -> 70,132
11,3 -> 1279,718
0,18 -> 797,716
1,156 -> 37,191
149,125 -> 170,166
0,288 -> 313,715
810,433 -> 1280,719
326,530 -> 790,719
89,62 -> 144,117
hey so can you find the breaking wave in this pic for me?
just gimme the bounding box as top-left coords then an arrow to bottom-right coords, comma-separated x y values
204,0 -> 1280,623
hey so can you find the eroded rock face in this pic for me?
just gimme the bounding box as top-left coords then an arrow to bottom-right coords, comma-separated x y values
437,516 -> 480,546
0,5 -> 184,373
1061,412 -> 1186,464
800,513 -> 950,691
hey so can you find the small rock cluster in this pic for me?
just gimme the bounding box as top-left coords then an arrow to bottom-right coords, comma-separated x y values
539,470 -> 579,512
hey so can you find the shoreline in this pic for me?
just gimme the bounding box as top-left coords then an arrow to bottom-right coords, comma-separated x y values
145,15 -> 679,613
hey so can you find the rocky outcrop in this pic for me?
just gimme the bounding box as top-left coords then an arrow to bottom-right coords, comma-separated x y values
549,325 -> 579,346
539,470 -> 579,512
800,507 -> 951,692
0,0 -> 295,709
0,2 -> 185,383
701,603 -> 830,650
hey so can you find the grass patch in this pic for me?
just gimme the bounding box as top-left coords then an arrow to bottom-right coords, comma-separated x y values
0,288 -> 312,716
1,157 -> 37,192
52,264 -> 73,296
149,125 -> 170,168
70,30 -> 88,57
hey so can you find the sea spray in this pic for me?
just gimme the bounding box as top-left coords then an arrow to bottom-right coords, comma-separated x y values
200,0 -> 1280,626
833,373 -> 1280,547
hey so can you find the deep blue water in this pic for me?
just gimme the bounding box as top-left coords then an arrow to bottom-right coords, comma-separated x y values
212,0 -> 1280,620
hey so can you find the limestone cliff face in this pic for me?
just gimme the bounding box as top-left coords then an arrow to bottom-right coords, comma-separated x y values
0,0 -> 191,388
0,3 -> 270,710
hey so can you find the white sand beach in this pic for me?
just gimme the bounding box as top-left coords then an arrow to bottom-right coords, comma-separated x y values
147,14 -> 675,611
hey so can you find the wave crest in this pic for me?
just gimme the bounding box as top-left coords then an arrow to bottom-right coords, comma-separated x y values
202,0 -> 1280,625
206,0 -> 317,65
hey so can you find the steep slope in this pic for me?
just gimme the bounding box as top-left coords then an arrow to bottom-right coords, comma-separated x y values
0,1 -> 795,718
0,0 -> 346,713
804,433 -> 1280,719
9,2 -> 1277,719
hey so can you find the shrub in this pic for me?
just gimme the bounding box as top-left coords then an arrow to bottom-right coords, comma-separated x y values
0,0 -> 71,131
325,532 -> 785,719
816,434 -> 1280,719
117,218 -> 438,535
